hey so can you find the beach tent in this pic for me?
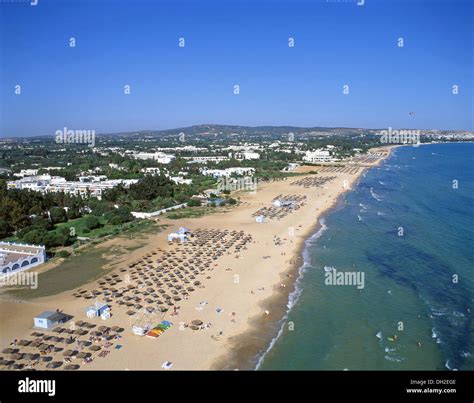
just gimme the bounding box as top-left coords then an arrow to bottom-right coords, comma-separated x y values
167,233 -> 187,242
178,227 -> 190,235
255,215 -> 265,223
85,301 -> 110,319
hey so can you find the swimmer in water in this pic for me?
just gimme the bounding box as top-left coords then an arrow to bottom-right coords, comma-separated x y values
417,341 -> 422,348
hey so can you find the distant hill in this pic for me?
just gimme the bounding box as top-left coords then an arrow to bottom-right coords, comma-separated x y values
102,124 -> 372,138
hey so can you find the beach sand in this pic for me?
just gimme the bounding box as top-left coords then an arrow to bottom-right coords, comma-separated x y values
0,148 -> 394,371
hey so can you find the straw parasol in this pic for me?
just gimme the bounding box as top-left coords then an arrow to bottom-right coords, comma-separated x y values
64,364 -> 80,370
17,339 -> 31,346
89,345 -> 101,352
192,320 -> 203,326
46,361 -> 62,369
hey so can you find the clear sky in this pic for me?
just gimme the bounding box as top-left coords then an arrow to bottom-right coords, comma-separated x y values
0,0 -> 472,137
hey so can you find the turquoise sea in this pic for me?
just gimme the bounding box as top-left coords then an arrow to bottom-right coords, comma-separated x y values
258,143 -> 474,370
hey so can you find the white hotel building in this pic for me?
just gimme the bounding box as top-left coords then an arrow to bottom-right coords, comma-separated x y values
302,149 -> 336,163
0,242 -> 46,276
7,175 -> 138,199
132,152 -> 176,164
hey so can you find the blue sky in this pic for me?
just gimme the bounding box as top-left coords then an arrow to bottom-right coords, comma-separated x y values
1,0 -> 472,137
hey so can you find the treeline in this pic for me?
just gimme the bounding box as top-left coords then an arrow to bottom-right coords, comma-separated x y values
101,174 -> 214,212
0,180 -> 133,248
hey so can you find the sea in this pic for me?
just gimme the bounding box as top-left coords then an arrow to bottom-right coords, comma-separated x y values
257,143 -> 474,370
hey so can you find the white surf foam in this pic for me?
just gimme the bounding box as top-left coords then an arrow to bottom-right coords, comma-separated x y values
254,219 -> 328,370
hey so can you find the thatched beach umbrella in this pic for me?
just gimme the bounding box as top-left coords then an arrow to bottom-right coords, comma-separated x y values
2,348 -> 18,354
89,345 -> 101,352
64,364 -> 80,370
46,361 -> 62,369
17,340 -> 31,347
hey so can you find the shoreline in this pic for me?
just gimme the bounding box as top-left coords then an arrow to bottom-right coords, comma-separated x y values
212,147 -> 396,371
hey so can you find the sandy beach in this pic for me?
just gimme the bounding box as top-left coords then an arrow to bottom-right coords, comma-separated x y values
0,148 -> 394,371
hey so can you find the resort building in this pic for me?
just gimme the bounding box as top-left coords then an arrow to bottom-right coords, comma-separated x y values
33,311 -> 72,330
14,169 -> 39,177
132,152 -> 176,164
183,156 -> 229,164
0,242 -> 46,276
201,167 -> 255,178
7,175 -> 138,200
141,167 -> 161,175
170,176 -> 193,185
302,149 -> 336,163
235,151 -> 260,160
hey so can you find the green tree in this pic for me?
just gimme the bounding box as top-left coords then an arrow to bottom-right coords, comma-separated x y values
187,199 -> 201,207
0,219 -> 12,239
49,207 -> 67,224
84,215 -> 101,230
22,229 -> 47,245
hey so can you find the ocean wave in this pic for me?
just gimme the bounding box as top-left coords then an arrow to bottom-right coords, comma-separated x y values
431,307 -> 448,316
445,360 -> 458,371
384,354 -> 404,363
254,219 -> 328,370
369,187 -> 383,202
357,214 -> 363,221
377,211 -> 386,216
